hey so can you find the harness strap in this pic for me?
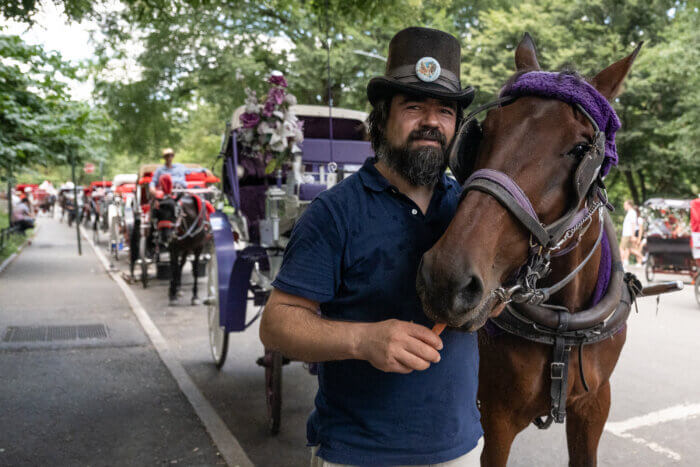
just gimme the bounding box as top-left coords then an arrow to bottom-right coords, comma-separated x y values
463,175 -> 550,247
550,336 -> 570,424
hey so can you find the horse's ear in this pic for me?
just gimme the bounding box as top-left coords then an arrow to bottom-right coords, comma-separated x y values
514,33 -> 541,71
590,42 -> 643,101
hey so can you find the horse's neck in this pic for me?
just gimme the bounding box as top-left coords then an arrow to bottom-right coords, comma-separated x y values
546,215 -> 603,312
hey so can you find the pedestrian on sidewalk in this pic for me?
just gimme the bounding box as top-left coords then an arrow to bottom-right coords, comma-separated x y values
261,27 -> 483,466
620,199 -> 643,266
11,198 -> 35,236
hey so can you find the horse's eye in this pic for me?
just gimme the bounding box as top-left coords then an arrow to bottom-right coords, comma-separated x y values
568,143 -> 591,159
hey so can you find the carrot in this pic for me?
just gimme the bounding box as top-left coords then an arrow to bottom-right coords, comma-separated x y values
432,323 -> 447,336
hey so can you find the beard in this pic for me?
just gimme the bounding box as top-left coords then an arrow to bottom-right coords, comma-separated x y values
377,127 -> 449,186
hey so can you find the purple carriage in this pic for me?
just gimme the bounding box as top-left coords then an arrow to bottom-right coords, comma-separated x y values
206,105 -> 372,433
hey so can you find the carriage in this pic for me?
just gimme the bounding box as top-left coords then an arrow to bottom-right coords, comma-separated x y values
128,163 -> 219,287
641,197 -> 700,304
206,104 -> 372,433
105,174 -> 138,260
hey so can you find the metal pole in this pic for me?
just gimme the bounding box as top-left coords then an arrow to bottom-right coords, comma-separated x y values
7,165 -> 12,229
71,153 -> 82,255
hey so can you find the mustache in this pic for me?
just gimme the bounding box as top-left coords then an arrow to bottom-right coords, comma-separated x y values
408,127 -> 447,147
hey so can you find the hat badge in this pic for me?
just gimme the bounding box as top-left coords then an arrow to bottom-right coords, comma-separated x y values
415,57 -> 441,83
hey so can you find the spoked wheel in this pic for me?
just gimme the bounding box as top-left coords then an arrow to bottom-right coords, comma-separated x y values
264,349 -> 283,435
139,234 -> 149,288
207,245 -> 228,368
645,259 -> 655,283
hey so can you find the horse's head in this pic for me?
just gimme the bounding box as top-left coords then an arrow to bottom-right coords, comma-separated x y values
154,196 -> 178,245
417,34 -> 640,331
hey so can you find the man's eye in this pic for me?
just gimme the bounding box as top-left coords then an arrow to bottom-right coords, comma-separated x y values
568,143 -> 590,159
441,108 -> 454,115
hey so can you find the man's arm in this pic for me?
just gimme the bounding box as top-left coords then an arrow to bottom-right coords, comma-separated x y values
149,167 -> 162,196
260,288 -> 443,374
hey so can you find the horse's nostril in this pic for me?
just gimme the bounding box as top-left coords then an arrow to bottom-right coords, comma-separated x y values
456,274 -> 484,310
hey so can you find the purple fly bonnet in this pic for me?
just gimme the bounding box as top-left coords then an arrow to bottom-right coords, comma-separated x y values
500,72 -> 621,177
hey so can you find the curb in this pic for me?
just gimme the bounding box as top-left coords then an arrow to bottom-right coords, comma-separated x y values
79,226 -> 253,467
0,224 -> 41,276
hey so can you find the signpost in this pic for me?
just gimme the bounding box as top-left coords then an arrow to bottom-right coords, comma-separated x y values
84,162 -> 95,174
72,154 -> 82,255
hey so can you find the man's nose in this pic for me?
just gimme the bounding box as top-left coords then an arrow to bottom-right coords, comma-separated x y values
419,107 -> 441,128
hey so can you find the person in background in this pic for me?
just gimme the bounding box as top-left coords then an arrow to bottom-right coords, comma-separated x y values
148,148 -> 206,197
620,199 -> 643,265
11,198 -> 35,235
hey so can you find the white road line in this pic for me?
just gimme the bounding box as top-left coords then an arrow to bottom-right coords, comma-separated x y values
81,227 -> 253,467
605,402 -> 700,462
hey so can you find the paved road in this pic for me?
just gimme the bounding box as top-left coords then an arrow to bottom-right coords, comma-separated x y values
98,217 -> 700,466
5,216 -> 700,466
0,217 -> 223,466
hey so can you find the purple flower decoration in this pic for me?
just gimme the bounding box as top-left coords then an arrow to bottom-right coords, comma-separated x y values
239,112 -> 260,129
262,100 -> 275,117
268,87 -> 286,106
268,74 -> 288,88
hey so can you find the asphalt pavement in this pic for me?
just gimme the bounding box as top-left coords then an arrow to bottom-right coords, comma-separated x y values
2,215 -> 700,466
0,216 -> 223,466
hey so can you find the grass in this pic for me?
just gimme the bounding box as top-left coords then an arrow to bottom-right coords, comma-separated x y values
0,210 -> 32,262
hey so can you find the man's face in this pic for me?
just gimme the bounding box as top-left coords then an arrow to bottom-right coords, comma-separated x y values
624,201 -> 631,211
379,94 -> 457,186
164,153 -> 174,166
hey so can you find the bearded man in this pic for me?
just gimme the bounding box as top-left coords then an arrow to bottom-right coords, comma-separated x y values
260,27 -> 483,465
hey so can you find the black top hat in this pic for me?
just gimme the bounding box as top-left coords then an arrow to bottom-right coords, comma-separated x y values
367,27 -> 474,107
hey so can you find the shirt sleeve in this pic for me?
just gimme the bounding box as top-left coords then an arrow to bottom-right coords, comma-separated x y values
150,167 -> 162,188
271,198 -> 344,303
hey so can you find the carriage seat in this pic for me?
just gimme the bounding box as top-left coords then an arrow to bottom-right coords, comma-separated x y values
298,183 -> 327,201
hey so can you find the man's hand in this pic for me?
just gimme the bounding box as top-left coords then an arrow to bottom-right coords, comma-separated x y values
356,319 -> 443,374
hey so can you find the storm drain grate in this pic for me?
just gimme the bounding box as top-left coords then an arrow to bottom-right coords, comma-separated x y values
3,325 -> 108,343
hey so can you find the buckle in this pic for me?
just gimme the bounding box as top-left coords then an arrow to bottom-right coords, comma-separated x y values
551,362 -> 565,380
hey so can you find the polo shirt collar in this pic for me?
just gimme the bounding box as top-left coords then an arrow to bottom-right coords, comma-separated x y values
358,157 -> 448,193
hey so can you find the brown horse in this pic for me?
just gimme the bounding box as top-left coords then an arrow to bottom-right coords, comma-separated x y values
417,35 -> 640,466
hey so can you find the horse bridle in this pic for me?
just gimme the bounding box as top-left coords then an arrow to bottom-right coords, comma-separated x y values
453,95 -> 612,309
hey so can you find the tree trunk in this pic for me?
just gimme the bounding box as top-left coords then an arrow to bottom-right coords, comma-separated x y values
623,170 -> 640,206
636,169 -> 647,202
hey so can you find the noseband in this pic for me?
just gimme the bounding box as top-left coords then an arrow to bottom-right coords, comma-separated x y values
457,96 -> 611,306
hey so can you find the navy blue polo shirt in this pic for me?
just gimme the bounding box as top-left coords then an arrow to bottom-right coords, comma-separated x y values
272,157 -> 482,465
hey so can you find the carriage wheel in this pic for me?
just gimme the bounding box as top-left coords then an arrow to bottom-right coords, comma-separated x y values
265,349 -> 283,435
645,259 -> 655,283
207,245 -> 229,368
694,279 -> 700,308
139,234 -> 149,288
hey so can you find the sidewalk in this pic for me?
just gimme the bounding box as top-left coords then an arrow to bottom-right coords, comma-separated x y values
0,217 -> 223,466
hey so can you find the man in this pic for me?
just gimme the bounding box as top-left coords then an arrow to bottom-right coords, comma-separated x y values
11,198 -> 35,235
260,27 -> 483,465
620,200 -> 643,265
149,148 -> 205,196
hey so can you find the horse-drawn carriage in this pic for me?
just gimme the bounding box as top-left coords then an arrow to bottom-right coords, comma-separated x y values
105,174 -> 138,260
128,163 -> 219,288
206,104 -> 372,433
641,198 -> 697,276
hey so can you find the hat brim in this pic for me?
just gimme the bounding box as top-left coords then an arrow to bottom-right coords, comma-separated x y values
367,77 -> 475,108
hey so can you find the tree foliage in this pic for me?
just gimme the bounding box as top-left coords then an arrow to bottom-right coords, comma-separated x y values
2,1 -> 697,203
0,32 -> 110,182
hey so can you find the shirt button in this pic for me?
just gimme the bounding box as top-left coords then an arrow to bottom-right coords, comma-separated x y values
411,209 -> 418,215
